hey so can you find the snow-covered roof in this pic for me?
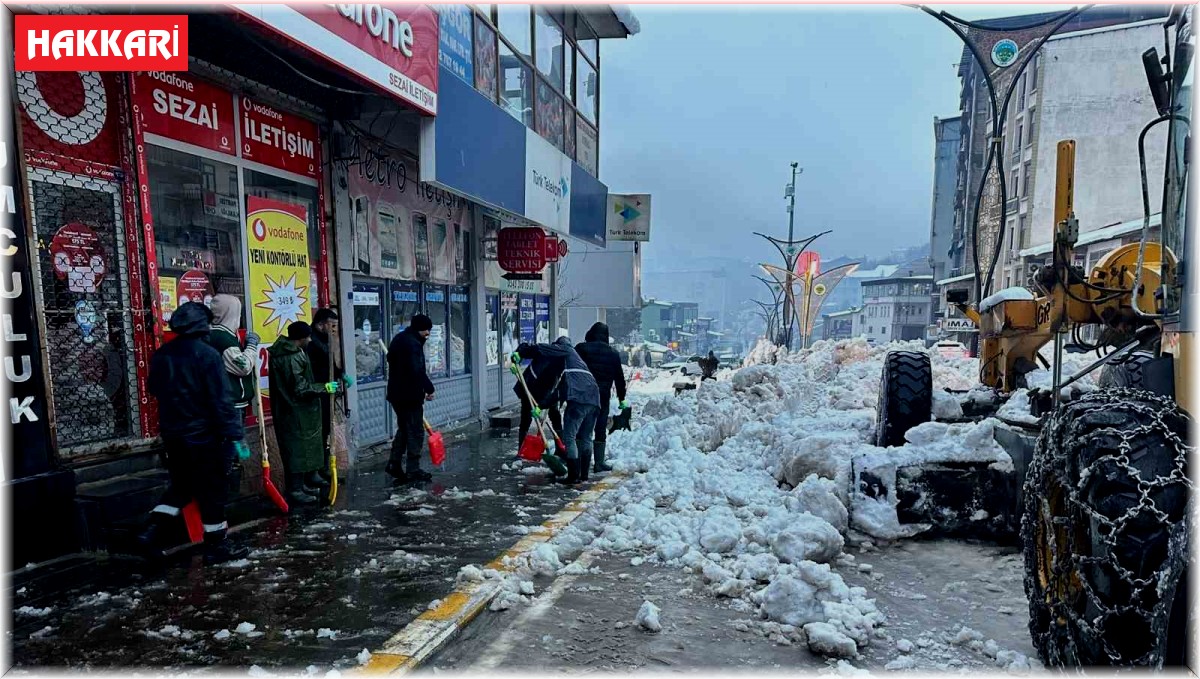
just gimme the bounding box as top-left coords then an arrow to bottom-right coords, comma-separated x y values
936,273 -> 977,286
824,307 -> 860,318
979,287 -> 1036,313
1019,213 -> 1160,258
849,264 -> 900,279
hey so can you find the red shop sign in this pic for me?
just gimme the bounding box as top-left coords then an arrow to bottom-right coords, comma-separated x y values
233,4 -> 439,115
240,96 -> 320,179
132,71 -> 235,155
16,71 -> 123,178
498,227 -> 546,273
543,234 -> 562,263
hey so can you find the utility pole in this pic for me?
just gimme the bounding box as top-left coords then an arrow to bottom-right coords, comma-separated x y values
782,162 -> 802,349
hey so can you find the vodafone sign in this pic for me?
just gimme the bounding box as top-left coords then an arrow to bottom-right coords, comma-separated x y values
233,4 -> 438,115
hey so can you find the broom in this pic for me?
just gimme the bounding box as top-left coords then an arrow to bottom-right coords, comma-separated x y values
512,361 -> 567,476
255,384 -> 289,513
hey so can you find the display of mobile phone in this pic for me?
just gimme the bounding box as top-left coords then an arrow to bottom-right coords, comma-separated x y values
354,196 -> 370,274
413,212 -> 430,280
378,202 -> 398,273
433,219 -> 448,280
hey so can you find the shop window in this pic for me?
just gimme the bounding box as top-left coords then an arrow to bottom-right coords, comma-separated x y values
474,18 -> 498,103
425,285 -> 449,378
389,280 -> 421,341
486,293 -> 500,367
147,145 -> 244,326
536,79 -> 565,150
454,223 -> 472,284
353,283 -> 385,385
450,286 -> 471,375
475,4 -> 494,22
564,112 -> 576,159
576,116 -> 598,175
499,41 -> 533,127
576,50 -> 597,124
497,4 -> 531,60
535,8 -> 564,88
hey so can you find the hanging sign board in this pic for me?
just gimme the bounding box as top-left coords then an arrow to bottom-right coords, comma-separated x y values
497,227 -> 546,273
132,70 -> 236,155
240,96 -> 320,179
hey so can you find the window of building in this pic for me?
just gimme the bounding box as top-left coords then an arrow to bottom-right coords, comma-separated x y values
497,4 -> 531,59
1018,215 -> 1027,249
1015,122 -> 1023,158
1029,54 -> 1039,91
353,282 -> 386,384
485,293 -> 500,367
1027,111 -> 1035,147
576,15 -> 598,64
534,8 -> 564,88
499,40 -> 533,126
1018,74 -> 1027,109
475,4 -> 494,22
243,169 -> 320,272
564,109 -> 576,158
425,285 -> 449,378
576,49 -> 597,124
535,78 -> 565,149
1022,161 -> 1031,197
389,280 -> 421,340
1010,167 -> 1019,198
564,40 -> 575,104
474,18 -> 498,103
147,145 -> 244,317
449,286 -> 471,376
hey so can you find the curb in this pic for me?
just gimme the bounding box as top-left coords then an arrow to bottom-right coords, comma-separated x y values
357,472 -> 627,675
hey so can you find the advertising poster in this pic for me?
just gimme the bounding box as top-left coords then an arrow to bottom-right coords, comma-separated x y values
473,20 -> 498,102
158,277 -> 178,331
486,295 -> 499,366
535,295 -> 551,344
427,324 -> 446,375
344,134 -> 467,283
438,4 -> 474,85
50,222 -> 105,294
500,293 -> 519,358
246,196 -> 312,410
519,294 -> 536,345
178,269 -> 214,306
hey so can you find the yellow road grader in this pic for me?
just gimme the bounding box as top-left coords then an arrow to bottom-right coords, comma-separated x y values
869,6 -> 1194,668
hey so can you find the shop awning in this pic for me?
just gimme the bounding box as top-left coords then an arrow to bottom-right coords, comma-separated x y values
936,272 -> 977,286
1019,213 -> 1160,259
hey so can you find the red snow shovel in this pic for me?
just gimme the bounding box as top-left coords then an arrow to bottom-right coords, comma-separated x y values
255,386 -> 289,513
424,418 -> 446,467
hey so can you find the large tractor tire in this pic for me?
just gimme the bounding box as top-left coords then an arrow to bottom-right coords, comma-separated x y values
1022,388 -> 1192,667
1097,350 -> 1155,389
874,350 -> 932,448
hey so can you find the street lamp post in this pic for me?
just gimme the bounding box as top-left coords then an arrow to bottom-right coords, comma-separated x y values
781,163 -> 802,349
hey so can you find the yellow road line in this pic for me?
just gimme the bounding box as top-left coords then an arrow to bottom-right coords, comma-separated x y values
352,472 -> 627,675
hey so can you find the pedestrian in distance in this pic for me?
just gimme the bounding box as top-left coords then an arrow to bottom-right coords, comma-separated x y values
386,314 -> 436,484
575,322 -> 628,474
138,302 -> 250,565
307,308 -> 352,488
700,350 -> 719,381
513,336 -> 600,485
268,321 -> 342,506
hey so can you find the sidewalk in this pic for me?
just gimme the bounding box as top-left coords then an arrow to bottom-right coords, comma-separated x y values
8,424 -> 590,672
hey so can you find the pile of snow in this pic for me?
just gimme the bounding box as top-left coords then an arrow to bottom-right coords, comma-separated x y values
635,600 -> 662,632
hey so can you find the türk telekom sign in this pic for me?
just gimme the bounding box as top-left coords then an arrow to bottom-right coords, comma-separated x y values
233,4 -> 439,116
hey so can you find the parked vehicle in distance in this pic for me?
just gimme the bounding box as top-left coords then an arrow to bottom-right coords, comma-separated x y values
934,339 -> 969,359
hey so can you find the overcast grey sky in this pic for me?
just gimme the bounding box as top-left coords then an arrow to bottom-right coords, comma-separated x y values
598,4 -> 1074,270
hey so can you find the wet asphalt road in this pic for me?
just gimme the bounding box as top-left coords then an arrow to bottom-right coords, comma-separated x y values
9,427 -> 582,671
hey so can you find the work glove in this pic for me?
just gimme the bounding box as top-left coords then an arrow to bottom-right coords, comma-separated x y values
324,381 -> 342,394
234,440 -> 251,461
620,400 -> 630,410
342,374 -> 356,388
532,405 -> 543,419
245,332 -> 260,350
510,351 -> 522,366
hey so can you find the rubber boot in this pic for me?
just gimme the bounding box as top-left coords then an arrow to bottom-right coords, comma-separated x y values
202,529 -> 249,566
287,473 -> 318,506
555,457 -> 581,485
593,441 -> 613,473
304,470 -> 330,496
579,445 -> 592,482
136,512 -> 174,557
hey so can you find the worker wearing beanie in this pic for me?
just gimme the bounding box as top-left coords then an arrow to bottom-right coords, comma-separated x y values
269,321 -> 341,505
386,314 -> 436,483
575,322 -> 627,474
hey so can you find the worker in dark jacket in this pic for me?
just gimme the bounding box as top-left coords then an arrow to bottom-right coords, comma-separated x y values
269,322 -> 339,505
513,343 -> 565,449
139,302 -> 249,565
386,314 -> 435,483
575,322 -> 627,474
306,308 -> 350,486
513,337 -> 600,485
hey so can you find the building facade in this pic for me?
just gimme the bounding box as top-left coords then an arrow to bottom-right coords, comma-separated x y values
821,308 -> 858,342
5,4 -> 637,564
859,275 -> 935,346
